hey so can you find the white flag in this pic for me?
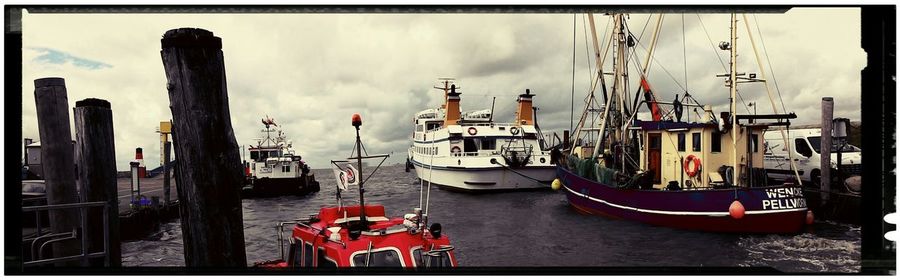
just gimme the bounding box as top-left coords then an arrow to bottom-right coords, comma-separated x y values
331,162 -> 360,190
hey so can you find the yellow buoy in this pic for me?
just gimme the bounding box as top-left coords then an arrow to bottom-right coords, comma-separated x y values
551,178 -> 562,191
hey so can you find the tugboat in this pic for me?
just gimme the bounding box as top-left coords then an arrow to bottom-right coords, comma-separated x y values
406,79 -> 556,191
243,116 -> 319,198
554,13 -> 810,233
254,114 -> 457,268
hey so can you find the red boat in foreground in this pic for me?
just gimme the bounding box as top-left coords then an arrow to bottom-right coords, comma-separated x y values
254,114 -> 457,269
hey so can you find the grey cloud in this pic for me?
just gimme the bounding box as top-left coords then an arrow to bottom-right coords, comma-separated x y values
20,9 -> 862,170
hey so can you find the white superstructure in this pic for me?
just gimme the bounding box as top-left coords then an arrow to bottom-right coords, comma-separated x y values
407,80 -> 555,191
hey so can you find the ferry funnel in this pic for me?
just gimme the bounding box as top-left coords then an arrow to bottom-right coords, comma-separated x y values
515,89 -> 535,125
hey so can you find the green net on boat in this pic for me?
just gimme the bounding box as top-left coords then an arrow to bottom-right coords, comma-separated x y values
567,155 -> 617,186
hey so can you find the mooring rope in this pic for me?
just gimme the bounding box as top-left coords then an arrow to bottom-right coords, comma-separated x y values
491,159 -> 551,183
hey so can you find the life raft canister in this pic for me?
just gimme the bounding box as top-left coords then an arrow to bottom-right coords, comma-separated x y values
684,155 -> 702,177
468,127 -> 477,136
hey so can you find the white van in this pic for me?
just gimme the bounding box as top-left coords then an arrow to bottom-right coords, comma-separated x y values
763,128 -> 861,185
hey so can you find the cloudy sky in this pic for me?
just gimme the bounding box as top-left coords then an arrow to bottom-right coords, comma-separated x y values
20,8 -> 863,170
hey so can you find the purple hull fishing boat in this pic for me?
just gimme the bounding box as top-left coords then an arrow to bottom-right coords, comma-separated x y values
558,166 -> 807,233
553,13 -> 810,233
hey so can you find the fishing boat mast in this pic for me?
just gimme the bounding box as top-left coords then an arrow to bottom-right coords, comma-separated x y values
728,13 -> 740,187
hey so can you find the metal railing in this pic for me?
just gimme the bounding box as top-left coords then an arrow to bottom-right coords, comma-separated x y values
22,201 -> 110,267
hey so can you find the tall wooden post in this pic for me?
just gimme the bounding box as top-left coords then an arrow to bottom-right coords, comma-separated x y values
163,141 -> 171,205
73,98 -> 121,267
160,28 -> 247,267
820,97 -> 834,203
33,77 -> 81,265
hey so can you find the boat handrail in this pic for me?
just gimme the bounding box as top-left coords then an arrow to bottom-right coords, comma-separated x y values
276,221 -> 298,260
425,245 -> 455,257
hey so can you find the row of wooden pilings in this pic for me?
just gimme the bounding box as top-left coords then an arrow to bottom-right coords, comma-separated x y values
30,27 -> 247,268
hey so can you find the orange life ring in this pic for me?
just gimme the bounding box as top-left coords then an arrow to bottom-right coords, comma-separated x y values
468,127 -> 477,135
684,155 -> 701,177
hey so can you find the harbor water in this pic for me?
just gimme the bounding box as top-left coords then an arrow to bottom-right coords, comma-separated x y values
122,165 -> 860,272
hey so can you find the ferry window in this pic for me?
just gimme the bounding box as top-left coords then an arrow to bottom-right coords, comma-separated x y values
318,248 -> 336,268
463,139 -> 478,153
711,132 -> 722,153
677,133 -> 686,152
282,165 -> 291,172
692,133 -> 701,152
417,125 -> 424,132
481,139 -> 496,150
795,138 -> 813,157
250,151 -> 259,160
303,242 -> 314,267
426,122 -> 441,131
352,249 -> 403,267
292,240 -> 303,267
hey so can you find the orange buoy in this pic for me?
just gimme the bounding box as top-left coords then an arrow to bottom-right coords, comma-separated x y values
352,113 -> 362,127
806,210 -> 815,225
729,200 -> 745,219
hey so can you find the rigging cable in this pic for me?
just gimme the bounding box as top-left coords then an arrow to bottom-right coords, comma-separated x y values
696,14 -> 729,71
752,14 -> 788,114
581,14 -> 595,89
682,14 -> 690,122
571,13 -> 577,134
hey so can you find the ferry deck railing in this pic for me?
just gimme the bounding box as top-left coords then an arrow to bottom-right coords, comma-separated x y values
22,200 -> 110,267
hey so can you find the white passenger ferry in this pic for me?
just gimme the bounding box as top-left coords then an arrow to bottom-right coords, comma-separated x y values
406,79 -> 555,191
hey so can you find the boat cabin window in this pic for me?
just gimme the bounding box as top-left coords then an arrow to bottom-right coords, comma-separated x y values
288,241 -> 299,267
303,242 -> 314,267
463,139 -> 478,153
677,133 -> 686,152
426,122 -> 442,131
711,132 -> 722,153
795,138 -> 813,157
252,150 -> 281,161
692,133 -> 702,152
648,134 -> 661,149
412,248 -> 452,268
291,239 -> 303,267
481,138 -> 496,150
351,248 -> 403,267
282,165 -> 291,172
417,125 -> 424,132
317,248 -> 337,268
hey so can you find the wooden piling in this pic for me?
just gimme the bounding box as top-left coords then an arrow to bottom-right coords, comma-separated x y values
73,98 -> 121,267
821,97 -> 833,203
163,141 -> 171,205
33,77 -> 81,265
160,28 -> 247,267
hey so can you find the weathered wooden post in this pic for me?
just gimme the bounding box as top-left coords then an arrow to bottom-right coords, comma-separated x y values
160,28 -> 247,267
821,97 -> 833,204
73,98 -> 121,267
163,141 -> 171,206
33,77 -> 81,265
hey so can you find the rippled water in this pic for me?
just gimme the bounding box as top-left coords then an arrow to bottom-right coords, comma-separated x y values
122,165 -> 860,272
